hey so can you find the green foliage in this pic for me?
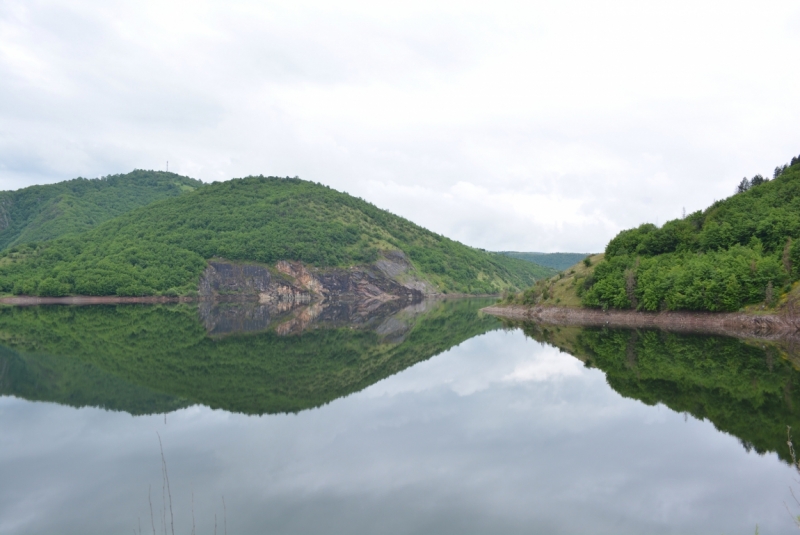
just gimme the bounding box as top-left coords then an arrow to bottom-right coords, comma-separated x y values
496,252 -> 588,272
521,323 -> 800,464
0,175 -> 544,296
512,253 -> 601,308
584,156 -> 800,311
0,170 -> 204,251
0,299 -> 499,414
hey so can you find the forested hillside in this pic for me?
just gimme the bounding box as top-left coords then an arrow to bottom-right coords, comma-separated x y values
0,175 -> 545,296
579,154 -> 800,312
498,252 -> 590,272
0,170 -> 204,251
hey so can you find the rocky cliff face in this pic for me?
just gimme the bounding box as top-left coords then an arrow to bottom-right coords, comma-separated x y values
199,262 -> 273,295
197,252 -> 428,336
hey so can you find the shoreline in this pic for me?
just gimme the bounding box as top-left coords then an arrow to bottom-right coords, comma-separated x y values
482,304 -> 800,340
0,293 -> 501,307
0,295 -> 197,305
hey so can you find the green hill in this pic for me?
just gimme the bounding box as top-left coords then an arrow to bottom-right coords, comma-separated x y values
0,299 -> 499,415
498,252 -> 590,272
0,175 -> 547,297
572,154 -> 800,312
0,170 -> 204,251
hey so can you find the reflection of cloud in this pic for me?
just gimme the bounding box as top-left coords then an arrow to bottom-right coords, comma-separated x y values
2,327 -> 796,535
363,330 -> 589,398
502,352 -> 583,383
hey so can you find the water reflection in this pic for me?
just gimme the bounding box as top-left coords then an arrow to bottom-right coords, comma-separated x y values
198,287 -> 429,337
515,321 -> 800,465
4,304 -> 800,533
0,298 -> 499,415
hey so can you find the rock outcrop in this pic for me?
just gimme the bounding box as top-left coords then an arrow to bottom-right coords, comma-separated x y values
196,253 -> 428,336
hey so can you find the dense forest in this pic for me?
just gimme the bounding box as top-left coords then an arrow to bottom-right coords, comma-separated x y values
498,252 -> 590,272
520,323 -> 800,465
0,299 -> 499,414
0,170 -> 203,251
0,175 -> 548,296
577,154 -> 800,312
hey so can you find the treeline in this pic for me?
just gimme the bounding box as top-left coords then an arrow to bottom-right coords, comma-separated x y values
0,175 -> 543,296
0,170 -> 203,250
498,251 -> 589,272
581,154 -> 800,311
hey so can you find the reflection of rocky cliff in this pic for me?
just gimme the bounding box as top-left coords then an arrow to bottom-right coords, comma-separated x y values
197,255 -> 426,336
199,293 -> 432,338
0,298 -> 499,415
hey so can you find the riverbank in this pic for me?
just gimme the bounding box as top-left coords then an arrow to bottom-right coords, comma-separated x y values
0,295 -> 196,305
0,293 -> 500,306
482,304 -> 800,340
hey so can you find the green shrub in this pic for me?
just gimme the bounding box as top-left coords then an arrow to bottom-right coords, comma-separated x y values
582,155 -> 800,312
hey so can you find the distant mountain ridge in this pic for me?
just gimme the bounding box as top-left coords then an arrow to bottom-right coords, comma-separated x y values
0,174 -> 550,297
498,252 -> 591,272
0,170 -> 204,251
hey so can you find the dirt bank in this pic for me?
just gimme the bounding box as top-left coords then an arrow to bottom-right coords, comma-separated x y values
483,304 -> 800,340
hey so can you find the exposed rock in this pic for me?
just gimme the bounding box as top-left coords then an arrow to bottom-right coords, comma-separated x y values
374,250 -> 437,294
199,262 -> 274,296
374,250 -> 410,278
196,258 -> 426,336
199,261 -> 312,305
275,261 -> 324,294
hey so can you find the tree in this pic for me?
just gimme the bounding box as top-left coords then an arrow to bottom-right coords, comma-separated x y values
737,177 -> 750,193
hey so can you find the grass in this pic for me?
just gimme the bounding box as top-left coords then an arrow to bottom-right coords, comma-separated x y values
506,254 -> 604,307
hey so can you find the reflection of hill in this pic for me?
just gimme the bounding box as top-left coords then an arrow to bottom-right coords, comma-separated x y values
0,298 -> 499,415
518,322 -> 800,464
0,345 -> 189,415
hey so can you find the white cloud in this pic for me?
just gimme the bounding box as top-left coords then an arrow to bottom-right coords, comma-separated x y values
1,0 -> 800,251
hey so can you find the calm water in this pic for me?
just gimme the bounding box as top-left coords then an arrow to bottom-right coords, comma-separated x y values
1,299 -> 799,534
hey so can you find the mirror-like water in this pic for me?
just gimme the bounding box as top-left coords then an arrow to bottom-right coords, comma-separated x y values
1,299 -> 800,534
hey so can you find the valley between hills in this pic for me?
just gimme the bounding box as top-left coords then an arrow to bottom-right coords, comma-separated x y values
4,154 -> 800,331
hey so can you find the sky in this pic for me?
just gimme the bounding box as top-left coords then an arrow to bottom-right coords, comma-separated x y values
1,1 -> 799,252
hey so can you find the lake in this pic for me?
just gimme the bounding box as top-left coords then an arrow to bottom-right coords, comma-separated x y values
1,298 -> 799,534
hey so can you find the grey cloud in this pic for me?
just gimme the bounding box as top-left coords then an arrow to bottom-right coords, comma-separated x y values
1,1 -> 800,252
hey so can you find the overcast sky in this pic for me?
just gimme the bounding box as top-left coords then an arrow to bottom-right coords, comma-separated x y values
1,1 -> 799,252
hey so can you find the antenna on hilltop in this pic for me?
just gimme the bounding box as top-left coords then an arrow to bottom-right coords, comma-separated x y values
166,161 -> 169,173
